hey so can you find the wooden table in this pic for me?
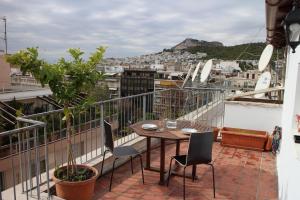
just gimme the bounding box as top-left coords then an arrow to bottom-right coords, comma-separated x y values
130,120 -> 210,185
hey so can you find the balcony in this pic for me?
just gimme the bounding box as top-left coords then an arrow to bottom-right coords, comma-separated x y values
0,87 -> 279,200
94,142 -> 277,200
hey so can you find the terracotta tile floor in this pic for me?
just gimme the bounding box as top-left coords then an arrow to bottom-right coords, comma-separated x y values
93,141 -> 278,200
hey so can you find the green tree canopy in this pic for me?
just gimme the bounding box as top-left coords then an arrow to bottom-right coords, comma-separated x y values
6,47 -> 105,106
6,46 -> 106,179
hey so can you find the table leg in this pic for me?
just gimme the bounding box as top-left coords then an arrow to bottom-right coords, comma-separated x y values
174,140 -> 180,169
176,140 -> 180,155
145,137 -> 151,170
159,138 -> 165,185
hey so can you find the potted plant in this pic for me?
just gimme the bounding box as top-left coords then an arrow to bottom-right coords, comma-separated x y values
7,46 -> 105,200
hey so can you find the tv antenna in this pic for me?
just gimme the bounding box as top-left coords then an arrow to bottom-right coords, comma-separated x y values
181,64 -> 194,88
191,61 -> 202,82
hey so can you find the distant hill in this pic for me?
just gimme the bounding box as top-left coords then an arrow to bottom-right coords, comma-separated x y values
165,39 -> 283,60
186,42 -> 267,60
171,38 -> 223,51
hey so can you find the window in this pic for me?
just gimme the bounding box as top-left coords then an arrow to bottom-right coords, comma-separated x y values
252,74 -> 255,79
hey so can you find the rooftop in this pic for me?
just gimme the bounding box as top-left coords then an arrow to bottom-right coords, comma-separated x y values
0,87 -> 52,101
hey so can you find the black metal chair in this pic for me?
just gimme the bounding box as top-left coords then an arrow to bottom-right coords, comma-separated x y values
167,132 -> 215,199
100,120 -> 144,191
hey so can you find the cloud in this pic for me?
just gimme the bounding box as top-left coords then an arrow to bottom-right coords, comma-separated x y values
0,0 -> 265,61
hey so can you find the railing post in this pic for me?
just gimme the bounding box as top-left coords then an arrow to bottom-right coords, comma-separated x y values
206,91 -> 209,108
17,121 -> 24,193
100,104 -> 105,155
34,129 -> 40,200
44,126 -> 50,199
9,135 -> 16,200
143,95 -> 146,121
26,131 -> 31,198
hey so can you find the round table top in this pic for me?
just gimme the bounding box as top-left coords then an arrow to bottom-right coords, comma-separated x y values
130,120 -> 211,140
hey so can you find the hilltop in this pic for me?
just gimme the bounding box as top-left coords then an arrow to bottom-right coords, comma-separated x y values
164,39 -> 283,60
170,38 -> 223,51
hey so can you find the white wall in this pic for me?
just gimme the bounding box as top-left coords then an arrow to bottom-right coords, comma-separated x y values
224,101 -> 282,133
277,45 -> 300,200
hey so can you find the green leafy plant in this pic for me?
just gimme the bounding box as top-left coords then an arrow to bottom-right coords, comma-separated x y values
6,46 -> 105,181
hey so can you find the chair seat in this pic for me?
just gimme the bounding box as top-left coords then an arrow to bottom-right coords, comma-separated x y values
113,146 -> 140,157
174,155 -> 212,166
174,155 -> 187,166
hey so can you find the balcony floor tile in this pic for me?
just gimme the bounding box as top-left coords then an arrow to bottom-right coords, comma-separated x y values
93,142 -> 277,200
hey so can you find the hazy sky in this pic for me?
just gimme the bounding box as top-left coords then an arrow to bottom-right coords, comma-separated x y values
0,0 -> 265,61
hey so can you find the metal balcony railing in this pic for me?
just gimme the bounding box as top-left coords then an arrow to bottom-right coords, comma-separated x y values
0,87 -> 226,200
0,117 -> 48,200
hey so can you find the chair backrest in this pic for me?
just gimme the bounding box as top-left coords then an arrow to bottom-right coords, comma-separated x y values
186,132 -> 213,166
103,120 -> 114,152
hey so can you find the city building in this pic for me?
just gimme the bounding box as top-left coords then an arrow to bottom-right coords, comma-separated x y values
215,60 -> 241,75
120,68 -> 156,97
0,54 -> 11,90
97,65 -> 123,98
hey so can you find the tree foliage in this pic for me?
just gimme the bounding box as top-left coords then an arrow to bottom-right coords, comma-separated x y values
6,47 -> 105,105
6,46 -> 106,180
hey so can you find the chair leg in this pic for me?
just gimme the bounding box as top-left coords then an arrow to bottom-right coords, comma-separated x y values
209,164 -> 216,198
138,154 -> 145,184
100,150 -> 108,176
130,156 -> 134,174
192,165 -> 196,182
109,158 -> 118,192
183,166 -> 186,200
167,157 -> 174,187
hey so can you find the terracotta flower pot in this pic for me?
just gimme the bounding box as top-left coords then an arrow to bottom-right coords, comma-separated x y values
265,135 -> 273,151
220,127 -> 268,151
53,165 -> 99,200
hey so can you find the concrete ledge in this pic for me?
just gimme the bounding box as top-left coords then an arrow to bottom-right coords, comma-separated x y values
225,100 -> 282,108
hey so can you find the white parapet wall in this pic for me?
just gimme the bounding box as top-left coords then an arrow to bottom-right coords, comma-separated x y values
224,100 -> 282,133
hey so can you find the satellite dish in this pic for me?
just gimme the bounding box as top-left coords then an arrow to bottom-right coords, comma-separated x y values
181,65 -> 194,88
258,44 -> 273,72
254,71 -> 271,98
200,59 -> 213,83
191,61 -> 202,82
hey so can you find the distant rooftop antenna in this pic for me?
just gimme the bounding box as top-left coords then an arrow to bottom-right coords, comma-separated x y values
200,59 -> 213,83
191,61 -> 202,82
258,44 -> 273,72
254,71 -> 271,98
181,64 -> 194,88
